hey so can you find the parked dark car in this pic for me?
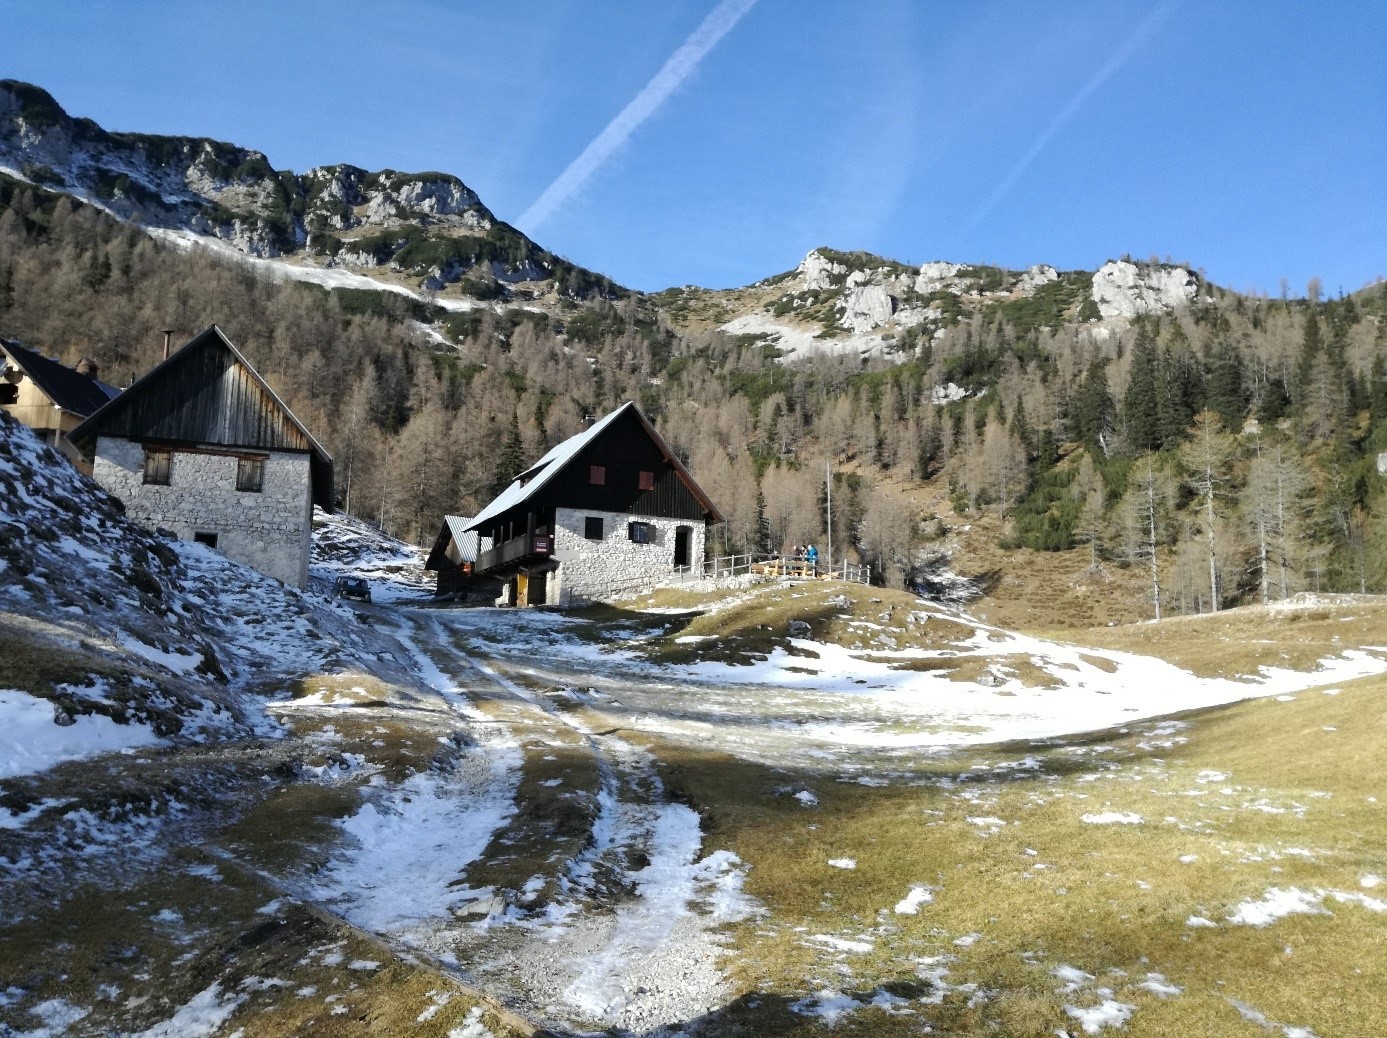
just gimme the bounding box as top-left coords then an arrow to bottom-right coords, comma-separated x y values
334,576 -> 372,603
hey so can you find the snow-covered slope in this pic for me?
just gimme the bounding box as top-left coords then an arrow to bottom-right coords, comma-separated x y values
0,412 -> 391,753
310,507 -> 434,602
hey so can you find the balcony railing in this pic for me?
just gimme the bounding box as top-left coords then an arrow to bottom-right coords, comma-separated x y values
475,532 -> 551,574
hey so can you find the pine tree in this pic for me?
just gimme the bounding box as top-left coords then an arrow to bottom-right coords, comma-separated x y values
490,413 -> 525,498
1072,360 -> 1115,455
1122,325 -> 1162,452
1204,337 -> 1246,430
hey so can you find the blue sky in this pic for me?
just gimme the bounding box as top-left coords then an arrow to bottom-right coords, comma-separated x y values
3,1 -> 1384,295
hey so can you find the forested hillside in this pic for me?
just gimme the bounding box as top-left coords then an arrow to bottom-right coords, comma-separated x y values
3,162 -> 1386,616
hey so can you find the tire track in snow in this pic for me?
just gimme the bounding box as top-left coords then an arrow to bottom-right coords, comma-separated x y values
408,610 -> 758,1033
301,619 -> 522,942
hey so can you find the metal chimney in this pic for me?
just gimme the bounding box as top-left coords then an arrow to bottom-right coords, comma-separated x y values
161,329 -> 173,361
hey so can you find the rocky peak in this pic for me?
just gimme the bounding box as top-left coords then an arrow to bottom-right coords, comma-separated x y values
798,249 -> 847,291
1090,260 -> 1197,319
0,80 -> 621,301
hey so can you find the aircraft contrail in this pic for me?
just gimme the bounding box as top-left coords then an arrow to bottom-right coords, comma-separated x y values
959,0 -> 1180,242
519,0 -> 758,231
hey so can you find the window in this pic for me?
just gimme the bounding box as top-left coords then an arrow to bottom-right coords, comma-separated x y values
584,516 -> 604,541
628,521 -> 655,544
143,449 -> 171,486
589,464 -> 606,486
236,457 -> 265,493
638,470 -> 655,492
193,531 -> 218,548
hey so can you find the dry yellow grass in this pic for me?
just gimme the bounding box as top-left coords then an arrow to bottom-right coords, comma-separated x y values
1058,596 -> 1387,678
639,668 -> 1387,1037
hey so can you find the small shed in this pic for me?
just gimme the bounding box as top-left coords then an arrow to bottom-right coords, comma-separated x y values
424,515 -> 491,595
0,340 -> 120,473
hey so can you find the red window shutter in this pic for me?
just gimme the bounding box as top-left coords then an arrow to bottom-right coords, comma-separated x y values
638,470 -> 655,491
589,464 -> 606,485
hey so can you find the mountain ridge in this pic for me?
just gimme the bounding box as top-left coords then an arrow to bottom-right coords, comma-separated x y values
0,79 -> 623,305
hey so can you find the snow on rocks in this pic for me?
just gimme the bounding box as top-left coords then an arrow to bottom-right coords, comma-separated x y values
1221,886 -> 1387,928
827,857 -> 857,869
310,507 -> 434,602
561,801 -> 755,1027
1229,998 -> 1320,1038
806,933 -> 874,954
126,982 -> 246,1038
9,997 -> 90,1036
1137,974 -> 1183,998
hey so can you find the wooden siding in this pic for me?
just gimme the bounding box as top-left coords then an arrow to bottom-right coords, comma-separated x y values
482,408 -> 707,537
84,338 -> 312,451
72,327 -> 334,509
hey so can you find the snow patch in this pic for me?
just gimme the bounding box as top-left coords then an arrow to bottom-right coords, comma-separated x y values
893,885 -> 934,915
1081,812 -> 1143,825
0,689 -> 163,779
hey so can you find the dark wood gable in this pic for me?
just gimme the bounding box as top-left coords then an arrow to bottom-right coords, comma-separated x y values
72,326 -> 334,509
532,406 -> 707,521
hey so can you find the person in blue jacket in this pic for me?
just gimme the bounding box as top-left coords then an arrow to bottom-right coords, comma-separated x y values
805,543 -> 819,575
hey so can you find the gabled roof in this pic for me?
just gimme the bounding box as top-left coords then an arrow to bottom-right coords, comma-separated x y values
70,326 -> 334,510
465,400 -> 723,530
425,515 -> 483,569
0,340 -> 121,417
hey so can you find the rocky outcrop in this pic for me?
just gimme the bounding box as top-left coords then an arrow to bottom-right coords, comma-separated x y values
840,284 -> 895,333
1017,264 -> 1059,291
914,261 -> 962,295
798,250 -> 846,291
1091,260 -> 1197,319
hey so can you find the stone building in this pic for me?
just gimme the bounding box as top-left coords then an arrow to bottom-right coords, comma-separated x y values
0,339 -> 120,474
71,326 -> 333,588
465,401 -> 723,607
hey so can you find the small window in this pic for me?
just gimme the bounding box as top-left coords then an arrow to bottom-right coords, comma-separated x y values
236,457 -> 265,493
193,531 -> 218,549
589,464 -> 606,486
628,521 -> 654,544
143,449 -> 171,486
638,470 -> 655,492
584,516 -> 604,541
